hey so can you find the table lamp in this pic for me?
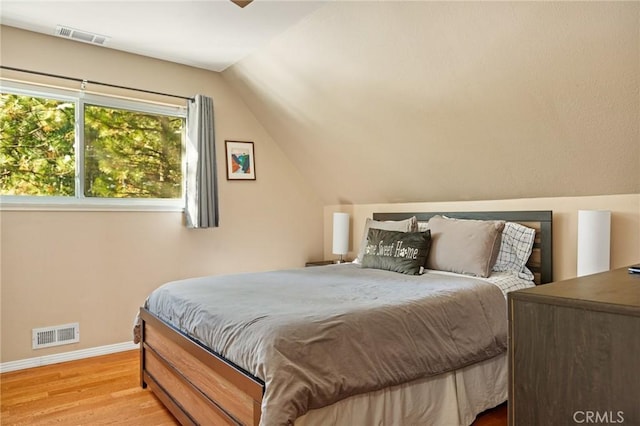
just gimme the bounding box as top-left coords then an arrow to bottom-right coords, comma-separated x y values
332,212 -> 350,263
577,210 -> 611,277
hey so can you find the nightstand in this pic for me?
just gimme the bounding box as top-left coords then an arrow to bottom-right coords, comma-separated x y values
508,267 -> 640,425
305,260 -> 339,267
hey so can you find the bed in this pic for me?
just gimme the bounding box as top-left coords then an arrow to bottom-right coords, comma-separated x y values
137,210 -> 553,426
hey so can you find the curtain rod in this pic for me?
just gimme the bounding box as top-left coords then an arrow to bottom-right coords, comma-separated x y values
0,65 -> 194,101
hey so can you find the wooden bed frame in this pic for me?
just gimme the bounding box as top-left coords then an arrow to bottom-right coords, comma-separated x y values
139,210 -> 553,425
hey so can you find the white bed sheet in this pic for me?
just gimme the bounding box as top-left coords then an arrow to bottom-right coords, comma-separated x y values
422,269 -> 535,296
296,352 -> 507,426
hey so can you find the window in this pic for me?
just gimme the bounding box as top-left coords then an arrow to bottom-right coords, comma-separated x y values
83,104 -> 183,198
0,81 -> 186,210
1,93 -> 76,196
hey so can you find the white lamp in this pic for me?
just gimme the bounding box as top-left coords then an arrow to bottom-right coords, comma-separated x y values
332,212 -> 350,263
577,210 -> 611,277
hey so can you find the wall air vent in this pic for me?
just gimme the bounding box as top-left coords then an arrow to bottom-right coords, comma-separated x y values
55,25 -> 109,46
32,323 -> 80,349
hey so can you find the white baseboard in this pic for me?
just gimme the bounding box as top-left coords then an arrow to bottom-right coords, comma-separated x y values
0,341 -> 139,373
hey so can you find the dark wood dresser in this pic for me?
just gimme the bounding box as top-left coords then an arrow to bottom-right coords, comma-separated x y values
508,267 -> 640,426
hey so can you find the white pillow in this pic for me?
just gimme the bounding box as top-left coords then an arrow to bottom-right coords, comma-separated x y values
354,217 -> 418,264
493,222 -> 536,280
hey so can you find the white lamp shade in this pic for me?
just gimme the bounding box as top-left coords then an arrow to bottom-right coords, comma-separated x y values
332,212 -> 350,256
577,210 -> 611,277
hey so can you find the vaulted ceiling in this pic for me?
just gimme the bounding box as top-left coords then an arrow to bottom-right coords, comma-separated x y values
221,1 -> 640,205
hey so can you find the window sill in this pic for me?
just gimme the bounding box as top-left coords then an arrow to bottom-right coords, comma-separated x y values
0,196 -> 185,212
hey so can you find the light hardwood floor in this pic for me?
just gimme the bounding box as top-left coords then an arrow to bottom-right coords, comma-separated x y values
1,350 -> 176,425
1,350 -> 506,425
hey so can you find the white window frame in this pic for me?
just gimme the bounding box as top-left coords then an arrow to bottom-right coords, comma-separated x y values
0,80 -> 187,212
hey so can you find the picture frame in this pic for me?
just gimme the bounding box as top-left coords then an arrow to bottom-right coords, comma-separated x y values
225,140 -> 256,180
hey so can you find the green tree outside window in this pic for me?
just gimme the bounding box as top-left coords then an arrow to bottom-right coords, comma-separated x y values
1,91 -> 184,199
0,93 -> 75,196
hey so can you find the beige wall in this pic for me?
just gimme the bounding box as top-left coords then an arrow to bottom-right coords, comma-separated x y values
0,26 -> 324,362
224,1 -> 640,205
2,2 -> 640,364
324,194 -> 640,282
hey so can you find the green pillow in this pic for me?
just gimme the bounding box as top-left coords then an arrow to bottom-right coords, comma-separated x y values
362,229 -> 431,275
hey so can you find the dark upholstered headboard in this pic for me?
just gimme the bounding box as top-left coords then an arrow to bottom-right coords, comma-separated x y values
373,211 -> 553,285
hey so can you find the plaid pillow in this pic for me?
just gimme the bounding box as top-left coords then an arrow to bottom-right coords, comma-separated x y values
493,222 -> 535,280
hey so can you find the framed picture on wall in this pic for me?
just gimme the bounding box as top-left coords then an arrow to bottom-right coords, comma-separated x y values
225,140 -> 256,180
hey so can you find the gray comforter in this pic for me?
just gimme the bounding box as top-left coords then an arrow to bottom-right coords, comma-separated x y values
143,264 -> 508,426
